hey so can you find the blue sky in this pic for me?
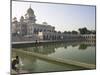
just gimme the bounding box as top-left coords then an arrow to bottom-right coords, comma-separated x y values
12,1 -> 96,32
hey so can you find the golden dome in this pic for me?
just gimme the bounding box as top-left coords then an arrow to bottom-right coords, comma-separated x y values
27,7 -> 34,15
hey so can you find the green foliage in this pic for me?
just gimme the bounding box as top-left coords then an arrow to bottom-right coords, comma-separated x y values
78,27 -> 96,34
72,31 -> 78,34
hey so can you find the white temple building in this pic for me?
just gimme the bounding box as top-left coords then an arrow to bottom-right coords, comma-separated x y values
12,6 -> 54,35
12,6 -> 95,43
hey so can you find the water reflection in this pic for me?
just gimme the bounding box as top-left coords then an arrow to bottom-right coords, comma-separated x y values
12,41 -> 96,73
79,44 -> 88,50
12,51 -> 37,72
12,49 -> 85,73
14,41 -> 95,55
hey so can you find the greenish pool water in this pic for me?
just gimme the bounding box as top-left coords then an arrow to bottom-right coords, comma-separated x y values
12,42 -> 96,73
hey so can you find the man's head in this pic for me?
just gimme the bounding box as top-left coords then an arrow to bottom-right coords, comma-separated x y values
16,56 -> 19,59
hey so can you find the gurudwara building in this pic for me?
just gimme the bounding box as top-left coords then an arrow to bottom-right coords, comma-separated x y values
12,6 -> 95,43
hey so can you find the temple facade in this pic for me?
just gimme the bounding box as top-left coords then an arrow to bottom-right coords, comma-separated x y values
12,6 -> 95,42
12,6 -> 55,36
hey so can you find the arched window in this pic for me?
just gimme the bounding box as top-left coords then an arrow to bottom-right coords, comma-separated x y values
40,29 -> 42,32
34,28 -> 36,33
47,35 -> 48,40
44,29 -> 46,32
37,28 -> 39,32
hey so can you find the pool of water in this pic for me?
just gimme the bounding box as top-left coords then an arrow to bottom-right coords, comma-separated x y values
12,42 -> 96,73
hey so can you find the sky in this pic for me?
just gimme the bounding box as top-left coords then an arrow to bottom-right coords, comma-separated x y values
12,1 -> 96,32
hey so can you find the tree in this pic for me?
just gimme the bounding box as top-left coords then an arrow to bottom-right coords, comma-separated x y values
72,31 -> 78,34
58,31 -> 61,33
78,27 -> 88,34
63,31 -> 67,34
67,31 -> 71,34
92,30 -> 96,34
78,27 -> 96,34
